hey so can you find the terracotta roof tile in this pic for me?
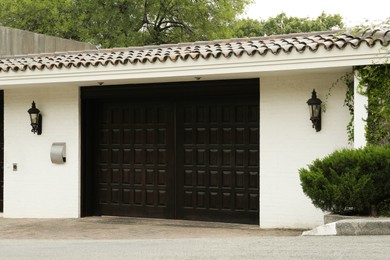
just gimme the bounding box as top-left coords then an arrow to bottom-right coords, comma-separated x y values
0,29 -> 389,73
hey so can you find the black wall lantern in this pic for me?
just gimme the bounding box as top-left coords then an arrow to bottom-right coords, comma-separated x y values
307,89 -> 322,132
27,101 -> 42,135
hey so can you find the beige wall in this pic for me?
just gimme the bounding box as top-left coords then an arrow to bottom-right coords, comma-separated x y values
0,26 -> 95,56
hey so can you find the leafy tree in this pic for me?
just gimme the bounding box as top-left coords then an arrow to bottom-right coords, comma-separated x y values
0,0 -> 80,39
232,18 -> 264,38
0,1 -> 346,47
233,12 -> 344,38
0,0 -> 252,48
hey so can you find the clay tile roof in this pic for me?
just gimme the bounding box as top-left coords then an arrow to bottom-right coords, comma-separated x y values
0,29 -> 389,73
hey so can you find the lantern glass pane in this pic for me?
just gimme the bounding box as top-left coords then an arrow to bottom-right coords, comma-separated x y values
313,105 -> 320,117
30,113 -> 38,124
309,106 -> 315,118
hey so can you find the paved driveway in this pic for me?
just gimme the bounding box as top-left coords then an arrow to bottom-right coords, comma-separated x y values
0,216 -> 300,239
1,236 -> 390,260
1,217 -> 390,259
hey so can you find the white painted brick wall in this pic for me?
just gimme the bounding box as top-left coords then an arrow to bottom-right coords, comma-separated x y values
2,72 -> 350,227
259,72 -> 351,229
353,72 -> 368,148
4,85 -> 80,218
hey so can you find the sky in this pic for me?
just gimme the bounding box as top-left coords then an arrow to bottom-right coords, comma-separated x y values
245,0 -> 389,27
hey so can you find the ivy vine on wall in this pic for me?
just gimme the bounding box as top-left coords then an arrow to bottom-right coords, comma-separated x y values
356,64 -> 390,146
326,63 -> 390,146
325,72 -> 354,144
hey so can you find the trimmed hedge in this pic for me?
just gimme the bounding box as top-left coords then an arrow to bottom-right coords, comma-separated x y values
299,146 -> 390,216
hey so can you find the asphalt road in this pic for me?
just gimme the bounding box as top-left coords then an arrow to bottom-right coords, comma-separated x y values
1,236 -> 390,260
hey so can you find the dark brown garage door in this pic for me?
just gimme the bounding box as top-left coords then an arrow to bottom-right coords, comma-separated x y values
95,101 -> 175,218
82,79 -> 259,224
176,99 -> 259,223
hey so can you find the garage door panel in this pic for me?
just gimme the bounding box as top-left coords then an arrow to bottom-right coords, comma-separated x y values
95,102 -> 174,218
249,194 -> 259,212
181,209 -> 259,224
176,98 -> 259,224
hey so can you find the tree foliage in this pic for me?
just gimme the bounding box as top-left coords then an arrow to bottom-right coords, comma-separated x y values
0,0 -> 80,39
233,12 -> 344,38
0,0 -> 252,48
0,0 -> 346,47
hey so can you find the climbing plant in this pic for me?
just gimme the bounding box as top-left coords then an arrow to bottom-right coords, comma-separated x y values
327,64 -> 390,146
356,64 -> 390,145
325,63 -> 390,146
353,21 -> 390,145
325,72 -> 354,144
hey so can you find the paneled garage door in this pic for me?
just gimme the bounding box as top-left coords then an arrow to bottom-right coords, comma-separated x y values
175,98 -> 259,223
95,101 -> 175,218
82,79 -> 259,224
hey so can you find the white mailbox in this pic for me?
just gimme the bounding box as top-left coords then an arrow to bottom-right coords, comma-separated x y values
50,142 -> 66,164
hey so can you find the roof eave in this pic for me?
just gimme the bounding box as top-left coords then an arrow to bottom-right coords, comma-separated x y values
0,44 -> 388,88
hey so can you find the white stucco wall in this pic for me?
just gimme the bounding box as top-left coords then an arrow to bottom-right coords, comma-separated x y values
1,70 -> 351,227
3,85 -> 80,218
259,71 -> 351,229
353,72 -> 368,148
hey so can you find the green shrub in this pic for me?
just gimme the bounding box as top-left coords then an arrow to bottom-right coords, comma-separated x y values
299,146 -> 390,216
378,199 -> 390,217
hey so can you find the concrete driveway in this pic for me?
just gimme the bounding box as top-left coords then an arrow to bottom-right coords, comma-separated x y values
1,217 -> 390,259
0,216 -> 301,239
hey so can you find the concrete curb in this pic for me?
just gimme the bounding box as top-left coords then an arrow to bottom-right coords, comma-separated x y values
302,218 -> 390,236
